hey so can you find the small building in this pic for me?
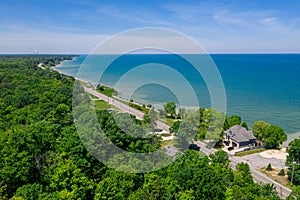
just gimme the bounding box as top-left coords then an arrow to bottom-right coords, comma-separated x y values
224,125 -> 256,148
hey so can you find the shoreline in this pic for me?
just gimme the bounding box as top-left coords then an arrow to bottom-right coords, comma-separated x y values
51,56 -> 300,141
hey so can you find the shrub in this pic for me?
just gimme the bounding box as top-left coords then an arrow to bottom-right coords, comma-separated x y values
278,169 -> 285,176
266,163 -> 273,171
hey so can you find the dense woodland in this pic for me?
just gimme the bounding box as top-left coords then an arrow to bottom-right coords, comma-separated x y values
0,56 -> 299,199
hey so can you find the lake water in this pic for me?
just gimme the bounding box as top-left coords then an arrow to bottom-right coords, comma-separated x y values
55,54 -> 300,136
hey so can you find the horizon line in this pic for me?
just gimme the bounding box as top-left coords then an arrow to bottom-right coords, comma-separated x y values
1,52 -> 300,55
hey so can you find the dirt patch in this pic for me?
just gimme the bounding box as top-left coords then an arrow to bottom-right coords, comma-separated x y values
261,167 -> 289,186
260,148 -> 287,160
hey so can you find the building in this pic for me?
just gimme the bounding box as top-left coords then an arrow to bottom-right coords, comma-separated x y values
224,125 -> 256,148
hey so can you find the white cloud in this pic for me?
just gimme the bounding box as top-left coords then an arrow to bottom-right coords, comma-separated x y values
261,17 -> 280,25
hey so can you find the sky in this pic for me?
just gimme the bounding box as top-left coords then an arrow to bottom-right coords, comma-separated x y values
1,0 -> 300,54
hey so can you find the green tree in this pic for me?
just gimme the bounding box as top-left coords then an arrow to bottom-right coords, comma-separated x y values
278,169 -> 285,176
241,121 -> 248,130
48,156 -> 95,199
263,125 -> 287,149
204,109 -> 225,146
149,107 -> 157,129
235,162 -> 254,186
128,174 -> 169,200
169,121 -> 181,133
259,184 -> 282,200
174,120 -> 196,151
252,120 -> 271,140
286,137 -> 300,185
158,109 -> 166,118
209,150 -> 230,167
164,102 -> 176,118
266,163 -> 273,171
94,170 -> 142,200
177,108 -> 187,119
287,186 -> 300,200
0,55 -> 289,200
12,184 -> 44,200
177,189 -> 195,200
224,115 -> 241,130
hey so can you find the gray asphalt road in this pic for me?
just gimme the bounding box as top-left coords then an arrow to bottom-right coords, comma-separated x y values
84,87 -> 170,132
195,141 -> 291,199
84,86 -> 291,199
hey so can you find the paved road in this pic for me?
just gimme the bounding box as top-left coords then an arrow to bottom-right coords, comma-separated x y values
84,85 -> 291,199
37,63 -> 45,69
84,87 -> 170,132
242,153 -> 286,169
42,64 -> 291,199
195,141 -> 291,199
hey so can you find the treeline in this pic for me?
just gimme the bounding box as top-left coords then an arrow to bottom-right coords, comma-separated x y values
165,102 -> 287,150
0,56 -> 297,199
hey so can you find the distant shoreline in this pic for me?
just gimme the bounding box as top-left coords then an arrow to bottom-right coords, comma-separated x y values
51,55 -> 300,140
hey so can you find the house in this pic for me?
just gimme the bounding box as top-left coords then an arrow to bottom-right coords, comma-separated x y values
224,125 -> 256,148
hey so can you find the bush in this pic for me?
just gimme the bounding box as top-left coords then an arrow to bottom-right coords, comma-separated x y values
266,163 -> 273,171
278,169 -> 285,176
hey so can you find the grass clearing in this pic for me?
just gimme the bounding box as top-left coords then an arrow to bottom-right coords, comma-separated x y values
158,117 -> 176,127
96,85 -> 117,97
161,140 -> 174,147
93,99 -> 116,110
234,148 -> 266,157
260,167 -> 291,188
128,102 -> 149,113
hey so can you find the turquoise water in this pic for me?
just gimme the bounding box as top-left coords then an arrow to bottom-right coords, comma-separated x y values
55,54 -> 300,134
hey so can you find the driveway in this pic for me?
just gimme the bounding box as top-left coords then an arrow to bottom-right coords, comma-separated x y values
240,153 -> 286,169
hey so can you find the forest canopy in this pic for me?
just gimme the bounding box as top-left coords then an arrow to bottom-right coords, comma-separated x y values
0,56 -> 285,199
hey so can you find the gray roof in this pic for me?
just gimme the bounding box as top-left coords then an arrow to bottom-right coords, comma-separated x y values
224,125 -> 256,143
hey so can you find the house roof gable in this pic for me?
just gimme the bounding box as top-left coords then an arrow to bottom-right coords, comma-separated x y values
224,125 -> 256,143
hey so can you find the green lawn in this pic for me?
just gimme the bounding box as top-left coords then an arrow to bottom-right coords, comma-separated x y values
158,117 -> 177,127
96,85 -> 117,97
128,102 -> 149,113
161,140 -> 174,147
234,148 -> 266,157
93,99 -> 115,110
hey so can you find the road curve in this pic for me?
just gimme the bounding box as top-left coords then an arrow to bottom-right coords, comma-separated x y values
83,86 -> 291,199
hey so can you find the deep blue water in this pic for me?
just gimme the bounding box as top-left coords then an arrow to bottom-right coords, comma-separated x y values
55,54 -> 300,134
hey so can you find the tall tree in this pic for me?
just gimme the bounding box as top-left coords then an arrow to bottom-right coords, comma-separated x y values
164,102 -> 176,118
223,115 -> 241,130
263,125 -> 287,149
149,107 -> 157,129
174,120 -> 196,151
287,186 -> 300,200
209,150 -> 230,167
286,137 -> 300,185
177,108 -> 187,119
252,120 -> 271,140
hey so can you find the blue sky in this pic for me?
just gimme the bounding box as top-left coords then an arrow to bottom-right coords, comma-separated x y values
1,0 -> 300,53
